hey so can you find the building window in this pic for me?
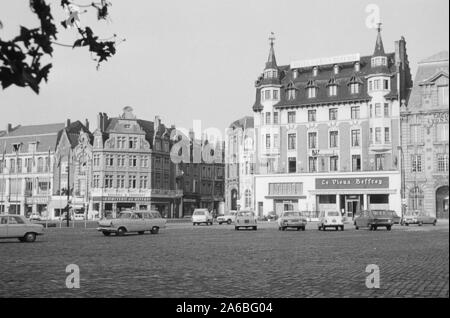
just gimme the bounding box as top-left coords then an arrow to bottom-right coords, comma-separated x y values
375,103 -> 382,117
116,137 -> 126,149
435,123 -> 449,142
287,89 -> 296,100
352,155 -> 361,171
273,112 -> 279,124
288,157 -> 296,173
351,129 -> 360,147
244,189 -> 252,208
128,137 -> 138,149
354,62 -> 360,72
266,112 -> 271,125
384,79 -> 389,90
141,156 -> 149,168
288,133 -> 296,150
129,155 -> 138,167
117,175 -> 125,188
105,155 -> 114,167
93,154 -> 100,166
438,86 -> 449,106
273,134 -> 279,148
329,131 -> 339,148
384,127 -> 390,143
264,90 -> 270,100
333,65 -> 339,75
128,175 -> 137,189
411,155 -> 422,172
293,69 -> 298,79
409,187 -> 424,211
308,132 -> 317,149
308,110 -> 316,122
273,90 -> 279,100
351,106 -> 360,119
375,154 -> 385,171
117,155 -> 126,167
375,127 -> 382,144
437,154 -> 449,172
288,111 -> 296,124
384,103 -> 390,117
265,134 -> 270,149
330,156 -> 339,172
410,125 -> 423,144
104,175 -> 114,188
329,108 -> 338,120
93,175 -> 100,188
307,87 -> 317,98
371,56 -> 387,67
140,176 -> 148,189
313,67 -> 318,77
308,157 -> 317,172
350,83 -> 360,94
328,85 -> 337,96
370,128 -> 373,144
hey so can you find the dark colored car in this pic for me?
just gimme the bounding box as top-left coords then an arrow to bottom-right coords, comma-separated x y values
354,210 -> 394,231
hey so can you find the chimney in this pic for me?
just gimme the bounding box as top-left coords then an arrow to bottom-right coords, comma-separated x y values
66,119 -> 71,128
97,113 -> 103,131
6,123 -> 12,134
188,128 -> 195,141
102,113 -> 108,131
155,115 -> 161,130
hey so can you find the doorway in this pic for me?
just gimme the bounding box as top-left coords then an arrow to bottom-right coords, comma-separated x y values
345,195 -> 361,219
436,186 -> 449,219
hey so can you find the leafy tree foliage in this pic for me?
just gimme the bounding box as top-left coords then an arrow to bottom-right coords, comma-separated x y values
0,0 -> 120,94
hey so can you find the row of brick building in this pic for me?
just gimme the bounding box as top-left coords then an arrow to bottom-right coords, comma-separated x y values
225,27 -> 448,219
0,107 -> 224,219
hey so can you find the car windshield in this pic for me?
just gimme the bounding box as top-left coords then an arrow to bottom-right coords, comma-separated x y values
327,211 -> 340,217
118,213 -> 132,219
194,211 -> 206,215
238,211 -> 253,217
372,210 -> 393,216
283,212 -> 301,217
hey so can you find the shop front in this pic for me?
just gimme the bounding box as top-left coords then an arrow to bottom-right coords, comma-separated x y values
313,175 -> 400,218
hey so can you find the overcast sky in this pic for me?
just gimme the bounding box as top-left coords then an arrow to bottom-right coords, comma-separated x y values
0,0 -> 448,134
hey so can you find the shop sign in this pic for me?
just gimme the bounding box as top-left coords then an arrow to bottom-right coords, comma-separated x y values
93,196 -> 152,202
316,177 -> 389,189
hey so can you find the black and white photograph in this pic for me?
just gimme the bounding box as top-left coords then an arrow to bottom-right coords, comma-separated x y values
0,0 -> 448,306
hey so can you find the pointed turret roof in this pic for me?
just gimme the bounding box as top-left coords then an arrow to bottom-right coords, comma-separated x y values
373,23 -> 386,57
265,33 -> 278,70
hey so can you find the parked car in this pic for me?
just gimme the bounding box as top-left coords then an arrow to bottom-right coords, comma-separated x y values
97,210 -> 166,236
192,209 -> 214,226
318,211 -> 344,231
235,210 -> 257,230
265,211 -> 278,221
0,215 -> 44,242
278,211 -> 307,231
402,211 -> 437,226
354,210 -> 394,231
73,213 -> 86,221
28,212 -> 42,221
392,211 -> 402,224
216,211 -> 237,225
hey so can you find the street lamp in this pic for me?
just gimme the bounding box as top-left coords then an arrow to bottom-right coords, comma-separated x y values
397,146 -> 406,218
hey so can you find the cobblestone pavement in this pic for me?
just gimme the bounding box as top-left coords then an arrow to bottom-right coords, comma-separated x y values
0,221 -> 448,298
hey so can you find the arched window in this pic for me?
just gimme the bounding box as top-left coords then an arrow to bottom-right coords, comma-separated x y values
244,189 -> 252,208
409,186 -> 424,212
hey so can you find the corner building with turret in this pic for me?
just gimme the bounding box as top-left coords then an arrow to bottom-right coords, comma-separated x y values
250,28 -> 412,219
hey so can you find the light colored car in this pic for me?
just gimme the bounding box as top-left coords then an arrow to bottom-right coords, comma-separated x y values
235,210 -> 257,231
402,211 -> 437,226
216,211 -> 237,225
28,212 -> 42,221
97,210 -> 166,236
192,209 -> 213,226
0,215 -> 44,242
318,211 -> 344,231
73,213 -> 86,221
278,211 -> 307,231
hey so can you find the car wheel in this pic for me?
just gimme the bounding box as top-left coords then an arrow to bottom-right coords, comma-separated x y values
282,227 -> 286,231
117,227 -> 126,236
235,226 -> 239,231
355,226 -> 359,230
418,222 -> 423,227
335,226 -> 338,231
322,226 -> 326,231
253,226 -> 257,231
341,226 -> 344,231
102,231 -> 111,236
18,237 -> 25,242
24,232 -> 36,243
227,219 -> 232,225
278,227 -> 282,231
138,231 -> 145,235
405,223 -> 409,226
387,225 -> 392,231
433,221 -> 437,226
150,227 -> 159,234
302,226 -> 306,231
374,226 -> 378,231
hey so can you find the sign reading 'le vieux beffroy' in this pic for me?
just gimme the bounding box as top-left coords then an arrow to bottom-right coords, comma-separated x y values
315,177 -> 389,189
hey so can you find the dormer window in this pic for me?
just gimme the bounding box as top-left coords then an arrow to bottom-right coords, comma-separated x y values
333,65 -> 339,75
354,62 -> 360,72
348,76 -> 362,94
306,80 -> 318,99
265,69 -> 278,79
312,67 -> 318,77
371,56 -> 387,67
327,78 -> 338,96
286,83 -> 297,100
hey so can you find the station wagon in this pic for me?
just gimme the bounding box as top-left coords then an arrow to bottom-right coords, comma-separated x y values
354,210 -> 394,231
97,210 -> 166,236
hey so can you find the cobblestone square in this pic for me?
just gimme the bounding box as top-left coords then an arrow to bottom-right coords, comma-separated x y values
0,221 -> 448,298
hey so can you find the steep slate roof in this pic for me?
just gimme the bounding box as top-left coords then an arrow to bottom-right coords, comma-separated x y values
407,51 -> 449,110
0,123 -> 65,154
253,53 -> 398,111
373,27 -> 386,57
56,121 -> 93,148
